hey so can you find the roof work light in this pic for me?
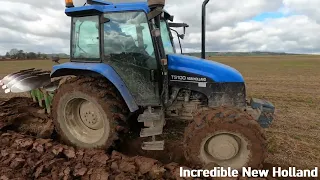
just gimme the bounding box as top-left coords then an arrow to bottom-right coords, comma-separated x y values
65,0 -> 74,8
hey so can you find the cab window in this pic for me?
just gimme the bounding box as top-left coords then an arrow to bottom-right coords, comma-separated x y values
160,21 -> 175,54
71,15 -> 100,60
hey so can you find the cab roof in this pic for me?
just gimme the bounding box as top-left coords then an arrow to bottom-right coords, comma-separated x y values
65,1 -> 151,17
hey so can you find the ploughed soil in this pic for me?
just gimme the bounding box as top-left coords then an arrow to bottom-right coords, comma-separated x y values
0,131 -> 192,180
0,97 -> 318,180
0,97 -> 194,180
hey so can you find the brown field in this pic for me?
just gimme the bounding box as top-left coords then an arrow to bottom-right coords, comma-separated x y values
0,55 -> 319,171
209,55 -> 320,170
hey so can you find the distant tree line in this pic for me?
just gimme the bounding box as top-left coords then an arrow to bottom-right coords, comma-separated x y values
3,49 -> 48,60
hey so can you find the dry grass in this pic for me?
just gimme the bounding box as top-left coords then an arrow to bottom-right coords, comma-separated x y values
0,55 -> 319,169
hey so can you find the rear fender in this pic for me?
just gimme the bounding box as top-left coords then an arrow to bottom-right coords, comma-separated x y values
50,62 -> 139,112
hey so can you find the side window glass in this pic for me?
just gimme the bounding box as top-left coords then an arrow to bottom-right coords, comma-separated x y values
141,23 -> 155,57
72,16 -> 100,59
160,21 -> 175,54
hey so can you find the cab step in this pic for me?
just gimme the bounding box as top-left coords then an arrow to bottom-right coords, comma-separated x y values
142,140 -> 164,151
138,106 -> 165,150
138,106 -> 163,123
140,124 -> 164,137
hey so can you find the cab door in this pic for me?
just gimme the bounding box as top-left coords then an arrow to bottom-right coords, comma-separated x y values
102,11 -> 161,106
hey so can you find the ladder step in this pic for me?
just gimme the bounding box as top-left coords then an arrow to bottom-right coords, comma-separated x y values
140,127 -> 163,137
142,140 -> 164,150
138,108 -> 163,122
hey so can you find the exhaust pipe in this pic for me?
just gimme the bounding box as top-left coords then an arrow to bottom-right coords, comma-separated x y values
201,0 -> 210,59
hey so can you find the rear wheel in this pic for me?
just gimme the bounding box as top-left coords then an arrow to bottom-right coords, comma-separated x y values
52,76 -> 128,149
183,107 -> 267,170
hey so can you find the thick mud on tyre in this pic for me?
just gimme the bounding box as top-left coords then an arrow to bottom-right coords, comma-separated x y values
52,76 -> 129,149
183,107 -> 267,170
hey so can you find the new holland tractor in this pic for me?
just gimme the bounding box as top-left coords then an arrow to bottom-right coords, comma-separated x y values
0,0 -> 275,170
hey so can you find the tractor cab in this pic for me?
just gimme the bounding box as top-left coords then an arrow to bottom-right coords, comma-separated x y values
66,1 -> 180,57
63,0 -> 188,106
64,0 -> 189,61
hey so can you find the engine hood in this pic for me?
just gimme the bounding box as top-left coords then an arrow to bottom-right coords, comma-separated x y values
167,54 -> 244,83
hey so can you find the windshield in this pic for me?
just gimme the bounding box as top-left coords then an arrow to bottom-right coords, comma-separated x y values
160,20 -> 175,54
103,12 -> 155,57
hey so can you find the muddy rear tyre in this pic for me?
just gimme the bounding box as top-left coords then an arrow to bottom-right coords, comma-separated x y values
183,107 -> 267,170
52,76 -> 129,149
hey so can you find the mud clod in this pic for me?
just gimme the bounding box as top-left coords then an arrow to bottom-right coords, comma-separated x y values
0,97 -> 195,179
0,97 -> 54,137
135,156 -> 158,174
0,133 -> 187,179
0,97 -> 276,179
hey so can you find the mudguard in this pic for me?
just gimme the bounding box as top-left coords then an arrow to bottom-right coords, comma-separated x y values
51,62 -> 139,112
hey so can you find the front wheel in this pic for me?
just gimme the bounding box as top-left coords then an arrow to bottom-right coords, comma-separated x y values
183,107 -> 267,170
52,76 -> 128,149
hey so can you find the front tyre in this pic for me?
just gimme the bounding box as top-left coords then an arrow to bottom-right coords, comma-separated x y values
183,107 -> 267,170
52,76 -> 128,149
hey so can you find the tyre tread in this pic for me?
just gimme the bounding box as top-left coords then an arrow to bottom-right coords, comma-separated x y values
52,76 -> 129,150
184,107 -> 267,169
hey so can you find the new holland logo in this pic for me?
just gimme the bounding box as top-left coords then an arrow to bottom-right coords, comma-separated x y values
170,75 -> 207,87
170,75 -> 207,82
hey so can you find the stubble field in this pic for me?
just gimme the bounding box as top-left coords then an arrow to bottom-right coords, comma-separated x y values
0,55 -> 319,177
210,55 -> 320,170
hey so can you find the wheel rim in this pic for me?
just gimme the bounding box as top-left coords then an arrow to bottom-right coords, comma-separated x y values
205,134 -> 240,160
64,98 -> 109,144
200,132 -> 250,169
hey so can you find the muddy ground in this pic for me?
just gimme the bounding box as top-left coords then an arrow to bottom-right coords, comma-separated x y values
0,97 -> 193,180
1,97 -> 318,180
0,131 -> 187,180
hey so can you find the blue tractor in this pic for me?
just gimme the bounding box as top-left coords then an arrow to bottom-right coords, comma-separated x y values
0,0 -> 275,170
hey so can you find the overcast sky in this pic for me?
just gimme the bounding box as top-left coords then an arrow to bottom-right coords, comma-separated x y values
0,0 -> 319,55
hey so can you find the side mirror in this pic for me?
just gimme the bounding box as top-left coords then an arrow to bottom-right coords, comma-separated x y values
179,34 -> 185,40
168,22 -> 189,35
163,10 -> 174,22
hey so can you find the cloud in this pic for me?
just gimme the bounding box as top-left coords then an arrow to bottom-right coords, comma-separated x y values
168,0 -> 320,54
283,0 -> 320,23
0,0 -> 319,55
166,0 -> 282,32
177,15 -> 320,54
0,0 -> 69,54
6,0 -> 64,9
